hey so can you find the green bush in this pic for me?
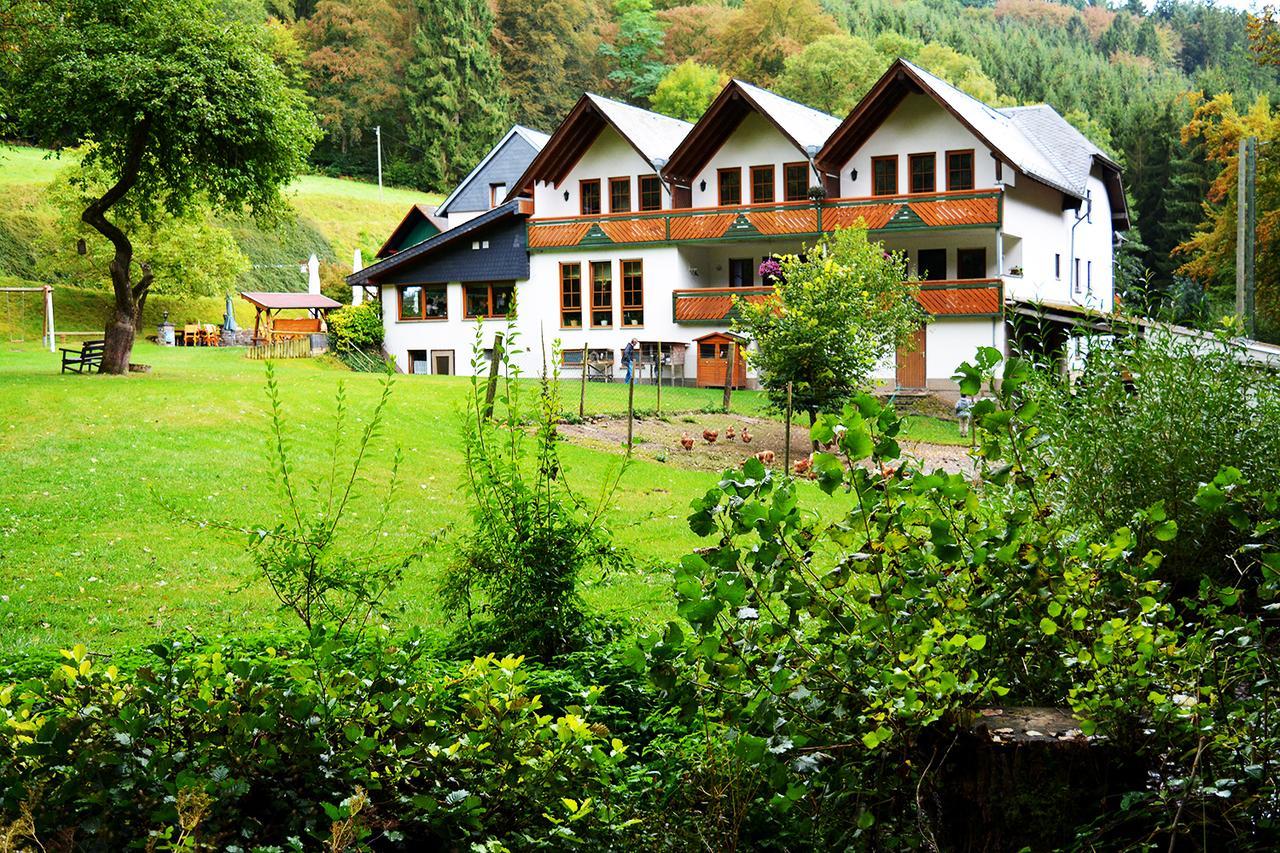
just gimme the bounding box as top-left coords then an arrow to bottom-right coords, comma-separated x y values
327,302 -> 384,351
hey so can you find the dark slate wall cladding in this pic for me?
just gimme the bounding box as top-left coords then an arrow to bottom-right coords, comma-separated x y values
377,216 -> 529,285
441,135 -> 538,216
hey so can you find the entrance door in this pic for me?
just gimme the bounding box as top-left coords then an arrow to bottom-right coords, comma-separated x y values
431,350 -> 454,376
895,327 -> 926,391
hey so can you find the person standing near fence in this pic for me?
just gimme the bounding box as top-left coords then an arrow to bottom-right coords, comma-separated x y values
622,337 -> 639,384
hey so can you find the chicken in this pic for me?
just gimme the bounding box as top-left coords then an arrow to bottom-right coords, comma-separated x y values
702,429 -> 719,444
740,428 -> 752,444
680,433 -> 694,451
793,456 -> 812,476
725,425 -> 736,440
754,450 -> 775,465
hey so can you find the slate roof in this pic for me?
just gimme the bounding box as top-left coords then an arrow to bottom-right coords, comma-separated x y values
348,200 -> 531,286
436,124 -> 551,217
998,104 -> 1117,196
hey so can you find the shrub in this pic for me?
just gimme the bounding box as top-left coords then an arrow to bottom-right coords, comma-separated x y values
327,302 -> 384,352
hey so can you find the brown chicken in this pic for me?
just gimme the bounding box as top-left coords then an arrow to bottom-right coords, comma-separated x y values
754,450 -> 775,465
703,429 -> 719,444
740,428 -> 752,444
725,425 -> 736,440
793,456 -> 813,477
680,433 -> 694,451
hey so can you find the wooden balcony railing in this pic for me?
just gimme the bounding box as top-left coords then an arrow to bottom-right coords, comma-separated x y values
526,189 -> 1002,251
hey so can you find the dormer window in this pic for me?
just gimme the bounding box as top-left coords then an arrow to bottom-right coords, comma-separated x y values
489,183 -> 506,207
580,179 -> 601,215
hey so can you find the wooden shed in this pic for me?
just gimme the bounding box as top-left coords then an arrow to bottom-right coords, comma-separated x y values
694,331 -> 747,388
241,292 -> 343,344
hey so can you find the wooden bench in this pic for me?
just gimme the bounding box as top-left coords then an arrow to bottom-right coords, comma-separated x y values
61,340 -> 105,374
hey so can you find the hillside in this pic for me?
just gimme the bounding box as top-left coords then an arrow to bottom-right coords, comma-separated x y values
0,144 -> 439,338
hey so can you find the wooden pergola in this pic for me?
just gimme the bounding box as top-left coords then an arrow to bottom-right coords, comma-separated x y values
240,292 -> 343,344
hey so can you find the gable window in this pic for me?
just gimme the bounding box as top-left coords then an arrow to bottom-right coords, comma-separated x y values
398,284 -> 448,321
639,174 -> 663,211
591,261 -> 613,328
783,162 -> 808,201
957,248 -> 986,280
560,263 -> 583,327
947,150 -> 975,191
580,179 -> 601,215
871,156 -> 898,196
718,168 -> 742,206
908,153 -> 935,194
609,177 -> 631,213
464,282 -> 514,319
729,258 -> 753,287
489,183 -> 507,207
622,260 -> 644,327
750,165 -> 775,204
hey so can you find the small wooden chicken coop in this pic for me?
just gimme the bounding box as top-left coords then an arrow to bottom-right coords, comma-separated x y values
241,292 -> 343,344
694,331 -> 747,389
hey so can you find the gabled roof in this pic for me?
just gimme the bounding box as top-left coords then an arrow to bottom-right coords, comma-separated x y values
505,93 -> 692,199
437,124 -> 550,217
816,59 -> 1128,227
348,199 -> 532,286
664,80 -> 842,184
241,292 -> 343,311
376,203 -> 449,259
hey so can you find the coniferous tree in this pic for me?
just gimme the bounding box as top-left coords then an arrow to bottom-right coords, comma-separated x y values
494,0 -> 605,131
406,0 -> 509,191
601,0 -> 669,103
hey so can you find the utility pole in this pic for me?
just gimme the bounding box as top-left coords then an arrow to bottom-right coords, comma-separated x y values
1237,135 -> 1257,338
375,125 -> 384,200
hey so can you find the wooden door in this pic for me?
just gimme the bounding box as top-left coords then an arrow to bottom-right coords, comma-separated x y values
895,327 -> 926,390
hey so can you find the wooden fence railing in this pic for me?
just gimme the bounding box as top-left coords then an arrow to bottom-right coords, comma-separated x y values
246,337 -> 312,360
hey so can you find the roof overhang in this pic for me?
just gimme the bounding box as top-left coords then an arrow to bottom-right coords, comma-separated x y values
376,203 -> 447,259
504,95 -> 662,202
663,81 -> 817,185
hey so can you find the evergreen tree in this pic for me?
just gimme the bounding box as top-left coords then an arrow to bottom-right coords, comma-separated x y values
494,0 -> 606,131
601,0 -> 669,103
406,0 -> 509,191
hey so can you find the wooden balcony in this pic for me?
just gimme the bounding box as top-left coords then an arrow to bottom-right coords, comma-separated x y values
526,189 -> 1002,251
670,278 -> 1003,325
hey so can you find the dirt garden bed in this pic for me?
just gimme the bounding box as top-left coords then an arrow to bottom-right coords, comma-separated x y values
558,411 -> 975,475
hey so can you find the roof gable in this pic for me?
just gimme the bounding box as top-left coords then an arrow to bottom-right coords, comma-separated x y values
376,203 -> 448,259
437,124 -> 549,217
664,79 -> 842,184
505,93 -> 692,200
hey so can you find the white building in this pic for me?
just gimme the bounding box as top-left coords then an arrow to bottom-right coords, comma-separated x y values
349,58 -> 1128,390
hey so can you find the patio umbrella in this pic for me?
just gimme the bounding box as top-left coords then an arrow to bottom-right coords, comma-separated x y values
223,293 -> 238,332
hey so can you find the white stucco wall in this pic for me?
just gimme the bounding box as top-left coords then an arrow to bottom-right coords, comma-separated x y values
838,94 -> 1000,198
689,112 -> 812,207
531,127 -> 669,218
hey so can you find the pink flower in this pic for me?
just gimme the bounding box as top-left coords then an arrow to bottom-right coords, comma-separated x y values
758,258 -> 782,280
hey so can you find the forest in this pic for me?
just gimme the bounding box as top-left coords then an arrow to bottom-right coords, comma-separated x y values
223,0 -> 1278,339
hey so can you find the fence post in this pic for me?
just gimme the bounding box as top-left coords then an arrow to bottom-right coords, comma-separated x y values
483,332 -> 504,420
626,365 -> 636,455
578,343 -> 589,419
784,381 -> 793,476
656,340 -> 663,415
723,341 -> 736,411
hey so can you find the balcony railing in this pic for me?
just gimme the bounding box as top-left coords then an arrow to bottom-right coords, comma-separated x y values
670,278 -> 1004,325
526,189 -> 1002,251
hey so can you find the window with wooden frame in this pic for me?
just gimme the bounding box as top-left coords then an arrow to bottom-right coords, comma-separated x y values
946,149 -> 975,191
609,177 -> 631,213
463,282 -> 514,319
750,165 -> 775,204
397,284 -> 448,321
489,183 -> 507,207
718,167 -> 742,206
783,162 -> 808,201
621,260 -> 644,327
560,263 -> 583,328
908,153 -> 935,194
638,174 -> 663,211
580,179 -> 601,215
871,156 -> 898,196
590,261 -> 613,328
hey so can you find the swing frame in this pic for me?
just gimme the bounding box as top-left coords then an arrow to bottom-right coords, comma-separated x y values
0,286 -> 56,352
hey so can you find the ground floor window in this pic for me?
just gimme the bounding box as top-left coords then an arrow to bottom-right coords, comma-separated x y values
463,282 -> 514,318
591,261 -> 613,328
431,350 -> 454,375
561,263 -> 582,328
956,248 -> 986,280
622,260 -> 643,327
408,349 -> 428,374
398,284 -> 448,321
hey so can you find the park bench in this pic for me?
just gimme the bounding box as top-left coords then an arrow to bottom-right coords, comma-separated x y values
60,339 -> 105,374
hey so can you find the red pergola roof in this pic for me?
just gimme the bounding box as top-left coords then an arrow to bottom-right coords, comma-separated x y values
240,292 -> 343,311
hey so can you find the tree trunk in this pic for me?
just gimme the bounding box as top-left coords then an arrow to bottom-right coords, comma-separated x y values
81,120 -> 150,375
809,409 -> 819,452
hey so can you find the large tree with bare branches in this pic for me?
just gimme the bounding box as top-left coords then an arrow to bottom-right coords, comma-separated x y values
12,0 -> 318,373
